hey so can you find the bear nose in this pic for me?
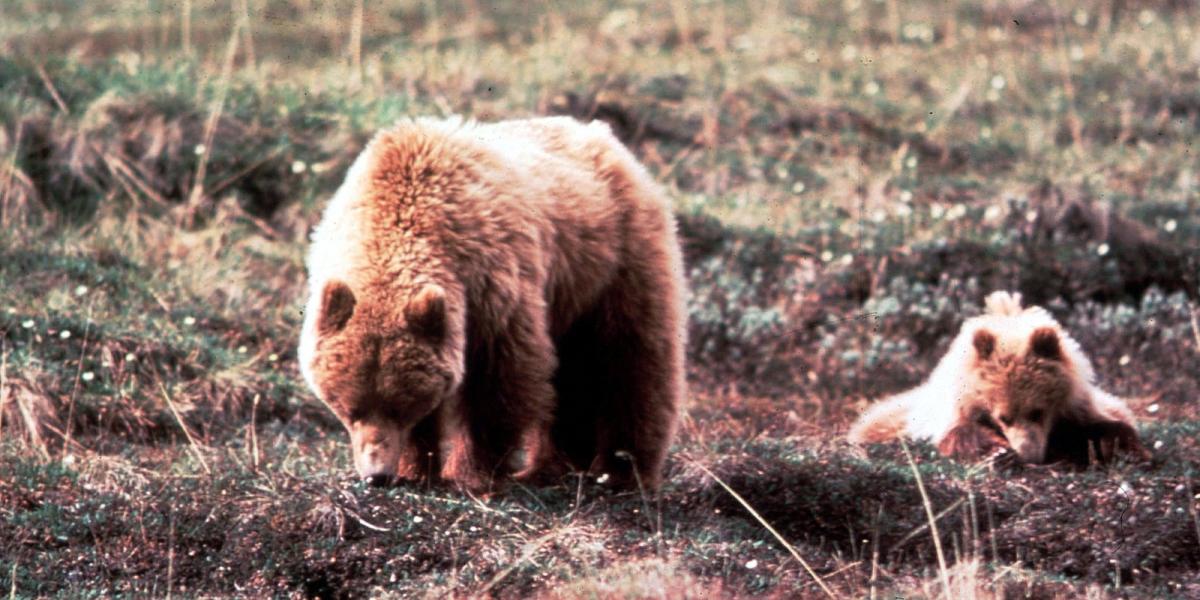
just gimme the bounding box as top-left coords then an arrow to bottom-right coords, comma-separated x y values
365,473 -> 394,488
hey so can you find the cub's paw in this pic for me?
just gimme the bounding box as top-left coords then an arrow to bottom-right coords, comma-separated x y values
1046,418 -> 1150,467
937,422 -> 1012,462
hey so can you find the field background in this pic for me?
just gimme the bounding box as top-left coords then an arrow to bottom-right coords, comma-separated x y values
2,0 -> 1199,597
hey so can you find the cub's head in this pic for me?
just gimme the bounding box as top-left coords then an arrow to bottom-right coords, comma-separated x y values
966,326 -> 1076,463
299,280 -> 461,485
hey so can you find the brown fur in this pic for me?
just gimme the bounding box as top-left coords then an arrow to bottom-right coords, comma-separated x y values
937,422 -> 1010,463
959,326 -> 1146,465
1044,418 -> 1148,467
300,117 -> 687,489
849,291 -> 1148,467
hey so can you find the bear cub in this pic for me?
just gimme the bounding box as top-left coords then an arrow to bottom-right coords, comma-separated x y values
849,291 -> 1148,466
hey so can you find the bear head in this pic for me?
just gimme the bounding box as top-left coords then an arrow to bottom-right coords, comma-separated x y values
300,279 -> 462,485
964,325 -> 1076,463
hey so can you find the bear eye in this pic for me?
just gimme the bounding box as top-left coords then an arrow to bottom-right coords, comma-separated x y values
1027,409 -> 1045,422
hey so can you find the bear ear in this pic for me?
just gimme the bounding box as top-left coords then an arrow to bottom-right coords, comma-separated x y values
318,280 -> 356,335
1029,327 -> 1063,361
405,284 -> 446,339
972,329 -> 996,360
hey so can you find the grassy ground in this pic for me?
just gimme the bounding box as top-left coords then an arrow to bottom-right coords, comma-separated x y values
2,0 -> 1199,597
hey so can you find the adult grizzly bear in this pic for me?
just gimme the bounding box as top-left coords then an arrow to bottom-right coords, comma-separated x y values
848,291 -> 1147,466
298,116 -> 686,489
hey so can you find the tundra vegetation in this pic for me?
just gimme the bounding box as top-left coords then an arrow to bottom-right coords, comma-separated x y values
1,1 -> 1198,597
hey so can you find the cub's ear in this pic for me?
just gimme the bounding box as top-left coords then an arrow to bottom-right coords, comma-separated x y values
405,284 -> 446,338
972,329 -> 996,360
318,280 -> 356,335
1029,327 -> 1063,361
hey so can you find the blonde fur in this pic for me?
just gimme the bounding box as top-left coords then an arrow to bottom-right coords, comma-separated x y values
848,291 -> 1137,461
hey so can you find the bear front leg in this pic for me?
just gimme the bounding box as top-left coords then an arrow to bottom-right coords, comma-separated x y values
435,391 -> 493,490
394,413 -> 441,484
1089,421 -> 1150,463
1046,418 -> 1150,467
937,422 -> 1012,462
463,302 -> 558,486
587,275 -> 684,491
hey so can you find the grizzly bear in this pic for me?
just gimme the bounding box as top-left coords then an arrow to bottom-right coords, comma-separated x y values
848,291 -> 1147,466
297,116 -> 687,489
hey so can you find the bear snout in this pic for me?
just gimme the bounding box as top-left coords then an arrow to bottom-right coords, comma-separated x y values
350,419 -> 405,482
354,443 -> 399,480
1006,427 -> 1048,463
